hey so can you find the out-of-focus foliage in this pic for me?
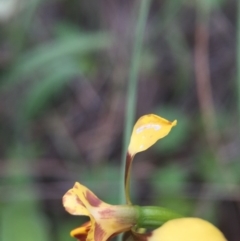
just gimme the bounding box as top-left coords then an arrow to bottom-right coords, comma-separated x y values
152,107 -> 190,153
0,0 -> 239,240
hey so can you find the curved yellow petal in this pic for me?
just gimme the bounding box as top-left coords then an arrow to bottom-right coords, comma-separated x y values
64,182 -> 137,241
128,114 -> 177,156
149,218 -> 227,241
71,182 -> 109,209
86,205 -> 136,241
63,185 -> 89,216
70,221 -> 91,241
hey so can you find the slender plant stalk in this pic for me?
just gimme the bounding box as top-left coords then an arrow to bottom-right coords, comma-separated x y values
119,0 -> 152,205
124,153 -> 134,204
136,206 -> 183,228
237,0 -> 240,120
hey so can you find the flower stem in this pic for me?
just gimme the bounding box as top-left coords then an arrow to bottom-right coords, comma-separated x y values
135,206 -> 183,228
124,152 -> 134,204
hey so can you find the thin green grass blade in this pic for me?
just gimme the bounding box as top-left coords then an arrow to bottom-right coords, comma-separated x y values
119,0 -> 152,205
237,0 -> 240,122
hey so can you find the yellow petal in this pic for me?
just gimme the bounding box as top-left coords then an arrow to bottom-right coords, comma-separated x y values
64,182 -> 136,241
149,218 -> 227,241
70,221 -> 91,241
71,182 -> 109,210
86,205 -> 136,241
128,114 -> 177,156
62,183 -> 90,216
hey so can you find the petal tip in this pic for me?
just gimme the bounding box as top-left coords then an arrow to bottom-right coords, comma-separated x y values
74,182 -> 81,189
172,120 -> 177,126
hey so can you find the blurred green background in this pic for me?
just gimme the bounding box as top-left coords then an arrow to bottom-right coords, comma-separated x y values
0,0 -> 239,240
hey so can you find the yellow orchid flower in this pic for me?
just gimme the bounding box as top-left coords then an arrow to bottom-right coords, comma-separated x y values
63,114 -> 228,241
125,114 -> 177,204
62,182 -> 138,241
124,218 -> 227,241
63,182 -> 183,241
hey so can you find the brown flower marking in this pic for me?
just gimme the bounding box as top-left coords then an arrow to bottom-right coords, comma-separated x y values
98,208 -> 115,219
74,233 -> 87,241
72,222 -> 91,241
86,190 -> 101,207
94,223 -> 105,241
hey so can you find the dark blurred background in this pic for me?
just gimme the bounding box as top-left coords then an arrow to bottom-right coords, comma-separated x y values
0,0 -> 239,240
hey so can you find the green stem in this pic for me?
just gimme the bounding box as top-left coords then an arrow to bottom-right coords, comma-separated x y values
237,0 -> 240,121
135,206 -> 183,228
119,0 -> 152,204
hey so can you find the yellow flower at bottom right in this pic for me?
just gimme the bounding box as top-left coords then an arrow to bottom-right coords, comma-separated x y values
149,218 -> 227,241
